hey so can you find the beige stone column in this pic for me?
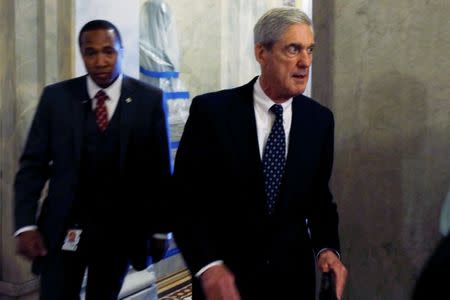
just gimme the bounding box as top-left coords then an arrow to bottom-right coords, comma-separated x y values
313,1 -> 450,299
0,1 -> 73,299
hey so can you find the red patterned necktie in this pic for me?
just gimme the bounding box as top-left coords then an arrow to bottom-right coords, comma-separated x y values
95,90 -> 109,131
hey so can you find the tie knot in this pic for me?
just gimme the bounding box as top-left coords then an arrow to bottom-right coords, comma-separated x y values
95,90 -> 108,103
270,104 -> 283,119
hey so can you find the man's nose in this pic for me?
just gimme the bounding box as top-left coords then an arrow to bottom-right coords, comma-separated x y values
95,53 -> 108,67
297,50 -> 312,68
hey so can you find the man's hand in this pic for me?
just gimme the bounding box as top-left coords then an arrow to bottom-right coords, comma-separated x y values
200,264 -> 241,300
16,230 -> 47,260
318,250 -> 348,300
150,236 -> 169,263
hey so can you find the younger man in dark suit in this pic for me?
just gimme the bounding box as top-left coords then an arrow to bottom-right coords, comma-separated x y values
174,7 -> 347,300
14,20 -> 171,299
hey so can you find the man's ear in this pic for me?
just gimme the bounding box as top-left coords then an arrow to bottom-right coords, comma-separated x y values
254,43 -> 267,66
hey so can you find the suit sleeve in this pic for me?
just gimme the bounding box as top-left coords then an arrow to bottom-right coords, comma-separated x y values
14,87 -> 52,231
173,97 -> 222,274
146,90 -> 172,234
308,109 -> 341,254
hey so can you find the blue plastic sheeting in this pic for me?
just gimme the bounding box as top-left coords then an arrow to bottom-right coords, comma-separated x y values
140,66 -> 179,78
164,91 -> 190,100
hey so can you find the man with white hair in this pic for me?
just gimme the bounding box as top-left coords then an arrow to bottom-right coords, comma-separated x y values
174,7 -> 347,300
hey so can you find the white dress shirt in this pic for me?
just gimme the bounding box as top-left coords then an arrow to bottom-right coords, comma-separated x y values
253,77 -> 293,158
87,74 -> 123,119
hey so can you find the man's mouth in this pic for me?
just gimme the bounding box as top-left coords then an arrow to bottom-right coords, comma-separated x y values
94,72 -> 111,79
292,73 -> 306,79
293,68 -> 309,78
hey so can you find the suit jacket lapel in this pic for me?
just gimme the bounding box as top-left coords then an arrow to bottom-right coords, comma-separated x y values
229,77 -> 261,171
119,75 -> 137,172
228,78 -> 266,209
283,95 -> 314,199
72,76 -> 90,169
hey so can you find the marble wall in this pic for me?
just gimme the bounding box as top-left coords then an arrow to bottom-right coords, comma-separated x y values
0,1 -> 74,298
138,0 -> 307,161
160,0 -> 293,98
314,1 -> 450,299
0,0 -> 19,291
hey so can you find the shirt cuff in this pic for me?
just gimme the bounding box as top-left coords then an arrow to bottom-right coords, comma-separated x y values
317,248 -> 341,260
195,260 -> 224,278
14,225 -> 38,237
152,232 -> 173,240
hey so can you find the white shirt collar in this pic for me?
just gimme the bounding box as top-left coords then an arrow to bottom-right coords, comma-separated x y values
253,76 -> 293,158
87,73 -> 123,101
254,76 -> 292,113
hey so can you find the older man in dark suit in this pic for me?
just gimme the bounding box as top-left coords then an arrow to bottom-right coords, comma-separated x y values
174,7 -> 347,300
14,20 -> 171,299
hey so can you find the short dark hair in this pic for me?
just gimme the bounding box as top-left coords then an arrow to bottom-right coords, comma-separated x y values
78,19 -> 123,48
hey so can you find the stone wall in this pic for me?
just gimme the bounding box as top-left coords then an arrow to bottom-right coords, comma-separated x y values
314,1 -> 450,299
0,1 -> 73,298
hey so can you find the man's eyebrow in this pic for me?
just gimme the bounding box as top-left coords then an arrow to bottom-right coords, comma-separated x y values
285,43 -> 301,49
284,42 -> 315,49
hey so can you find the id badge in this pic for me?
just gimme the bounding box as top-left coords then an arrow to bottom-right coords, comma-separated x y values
61,229 -> 82,251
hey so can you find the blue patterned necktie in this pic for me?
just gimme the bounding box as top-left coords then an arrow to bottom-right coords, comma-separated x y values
262,104 -> 286,215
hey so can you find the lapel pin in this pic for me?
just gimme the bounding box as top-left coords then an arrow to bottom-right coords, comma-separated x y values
125,97 -> 132,103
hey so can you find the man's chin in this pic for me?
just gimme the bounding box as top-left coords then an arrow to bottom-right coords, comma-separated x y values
288,86 -> 306,97
288,80 -> 307,93
92,77 -> 113,88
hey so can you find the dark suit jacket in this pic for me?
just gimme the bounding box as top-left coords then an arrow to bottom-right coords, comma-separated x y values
173,77 -> 340,299
14,75 -> 171,273
412,233 -> 450,299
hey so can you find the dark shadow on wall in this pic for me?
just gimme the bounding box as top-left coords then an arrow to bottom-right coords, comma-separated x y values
333,71 -> 445,300
303,2 -> 450,299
